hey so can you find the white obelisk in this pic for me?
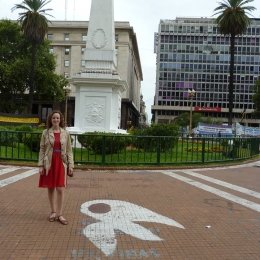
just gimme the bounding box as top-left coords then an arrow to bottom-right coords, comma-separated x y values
69,0 -> 126,134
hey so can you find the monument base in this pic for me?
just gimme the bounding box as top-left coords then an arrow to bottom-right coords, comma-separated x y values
70,72 -> 127,134
67,126 -> 127,134
66,126 -> 127,148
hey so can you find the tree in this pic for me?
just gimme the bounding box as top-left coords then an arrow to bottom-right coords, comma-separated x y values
252,80 -> 260,119
174,112 -> 202,128
0,20 -> 66,113
0,20 -> 30,113
32,40 -> 68,102
213,0 -> 255,125
12,0 -> 53,114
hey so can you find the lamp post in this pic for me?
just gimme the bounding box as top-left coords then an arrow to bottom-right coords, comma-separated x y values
188,89 -> 196,138
63,84 -> 71,127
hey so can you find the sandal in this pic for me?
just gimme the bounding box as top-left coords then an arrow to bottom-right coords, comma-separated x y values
56,215 -> 68,225
48,212 -> 56,222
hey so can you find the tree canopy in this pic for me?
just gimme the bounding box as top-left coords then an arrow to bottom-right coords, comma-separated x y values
12,0 -> 53,44
214,0 -> 255,36
174,112 -> 202,128
0,19 -> 66,114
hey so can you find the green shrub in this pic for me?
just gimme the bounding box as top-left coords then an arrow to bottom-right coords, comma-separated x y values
24,132 -> 41,152
78,132 -> 130,154
0,126 -> 7,130
131,124 -> 179,152
0,130 -> 18,147
14,125 -> 33,132
15,125 -> 33,142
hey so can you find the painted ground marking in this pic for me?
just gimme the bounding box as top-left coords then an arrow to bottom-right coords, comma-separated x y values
0,168 -> 38,187
80,200 -> 184,256
192,161 -> 260,171
0,167 -> 20,176
161,171 -> 260,213
179,170 -> 260,199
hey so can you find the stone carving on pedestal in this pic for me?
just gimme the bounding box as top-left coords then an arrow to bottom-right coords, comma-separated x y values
86,102 -> 104,125
91,29 -> 107,49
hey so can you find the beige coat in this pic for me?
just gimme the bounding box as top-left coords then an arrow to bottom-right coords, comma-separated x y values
38,128 -> 74,175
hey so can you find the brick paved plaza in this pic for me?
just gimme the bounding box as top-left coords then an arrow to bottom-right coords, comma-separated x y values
0,162 -> 259,259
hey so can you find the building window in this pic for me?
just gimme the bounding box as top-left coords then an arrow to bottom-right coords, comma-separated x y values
82,34 -> 87,41
64,72 -> 69,78
81,60 -> 85,67
41,107 -> 52,123
49,47 -> 54,53
64,60 -> 70,67
64,33 -> 70,41
81,47 -> 85,55
115,34 -> 119,42
47,33 -> 53,40
65,47 -> 70,55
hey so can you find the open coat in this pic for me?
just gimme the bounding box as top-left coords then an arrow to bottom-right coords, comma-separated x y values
38,128 -> 74,175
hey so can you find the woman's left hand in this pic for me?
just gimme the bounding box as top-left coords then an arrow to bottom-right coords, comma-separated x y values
67,168 -> 73,177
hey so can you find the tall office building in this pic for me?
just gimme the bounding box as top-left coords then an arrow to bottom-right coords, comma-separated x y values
152,17 -> 260,126
42,21 -> 144,129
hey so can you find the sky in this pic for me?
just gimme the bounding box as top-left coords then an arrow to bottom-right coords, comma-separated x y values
0,0 -> 260,122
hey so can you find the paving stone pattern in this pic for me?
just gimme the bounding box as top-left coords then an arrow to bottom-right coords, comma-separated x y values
0,164 -> 259,259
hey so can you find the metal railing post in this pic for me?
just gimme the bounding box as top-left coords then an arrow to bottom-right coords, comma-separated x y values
156,137 -> 161,165
102,135 -> 106,165
201,138 -> 205,163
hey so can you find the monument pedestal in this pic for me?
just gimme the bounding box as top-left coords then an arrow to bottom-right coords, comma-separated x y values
68,73 -> 127,134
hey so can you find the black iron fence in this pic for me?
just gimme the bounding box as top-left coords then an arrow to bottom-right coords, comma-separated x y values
0,131 -> 259,165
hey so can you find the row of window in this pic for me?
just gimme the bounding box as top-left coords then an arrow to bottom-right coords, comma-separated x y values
160,22 -> 260,36
159,35 -> 260,45
158,83 -> 254,93
160,52 -> 260,65
159,45 -> 260,57
50,47 -> 85,55
157,100 -> 254,110
159,63 -> 260,74
156,110 -> 255,119
158,73 -> 258,82
47,33 -> 87,41
47,32 -> 119,42
158,92 -> 252,101
64,60 -> 86,67
159,90 -> 252,96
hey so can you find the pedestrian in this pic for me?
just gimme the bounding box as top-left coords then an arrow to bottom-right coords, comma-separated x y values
38,110 -> 74,225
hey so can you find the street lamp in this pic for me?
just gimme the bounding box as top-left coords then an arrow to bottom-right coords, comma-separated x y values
188,89 -> 196,138
63,84 -> 71,127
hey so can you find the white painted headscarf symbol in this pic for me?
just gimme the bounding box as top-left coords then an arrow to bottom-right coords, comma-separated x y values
80,200 -> 184,256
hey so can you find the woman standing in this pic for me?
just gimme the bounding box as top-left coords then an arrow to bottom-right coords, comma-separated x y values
38,111 -> 74,225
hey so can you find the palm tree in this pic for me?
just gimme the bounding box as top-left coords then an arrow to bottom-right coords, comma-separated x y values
12,0 -> 53,114
213,0 -> 255,125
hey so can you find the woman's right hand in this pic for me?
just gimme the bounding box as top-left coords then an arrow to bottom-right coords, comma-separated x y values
39,166 -> 45,175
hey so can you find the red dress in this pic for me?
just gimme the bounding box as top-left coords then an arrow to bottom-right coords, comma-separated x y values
39,133 -> 66,188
